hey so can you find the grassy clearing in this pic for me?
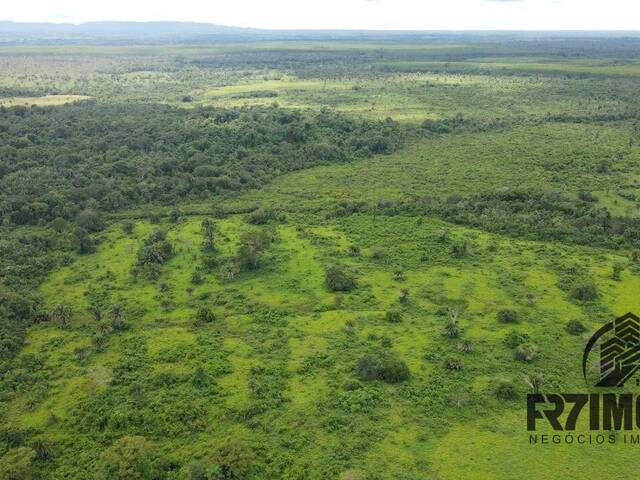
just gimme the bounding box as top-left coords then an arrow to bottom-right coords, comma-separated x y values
0,94 -> 91,107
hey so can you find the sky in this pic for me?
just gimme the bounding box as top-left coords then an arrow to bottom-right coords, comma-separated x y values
2,0 -> 639,31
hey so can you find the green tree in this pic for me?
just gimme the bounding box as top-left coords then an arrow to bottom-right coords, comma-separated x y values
0,447 -> 36,480
98,436 -> 160,480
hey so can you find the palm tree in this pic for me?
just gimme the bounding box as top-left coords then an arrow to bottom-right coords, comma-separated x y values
442,307 -> 461,338
109,303 -> 127,330
89,305 -> 102,322
109,303 -> 125,322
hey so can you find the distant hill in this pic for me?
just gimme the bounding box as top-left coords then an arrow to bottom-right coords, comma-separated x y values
0,21 -> 257,39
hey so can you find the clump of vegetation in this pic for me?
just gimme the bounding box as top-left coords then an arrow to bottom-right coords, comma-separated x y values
133,229 -> 174,280
0,447 -> 36,480
524,373 -> 545,393
566,319 -> 586,335
246,208 -> 284,225
442,307 -> 461,338
370,246 -> 385,259
346,245 -> 361,257
325,264 -> 357,292
450,241 -> 468,258
457,340 -> 474,353
612,262 -> 625,281
201,218 -> 217,252
503,330 -> 531,348
385,310 -> 402,323
495,380 -> 518,400
122,221 -> 134,235
195,306 -> 216,325
50,303 -> 72,327
191,270 -> 204,285
356,353 -> 410,383
97,436 -> 161,480
571,281 -> 598,301
398,288 -> 410,304
515,343 -> 539,362
236,230 -> 272,272
443,357 -> 464,370
497,309 -> 518,323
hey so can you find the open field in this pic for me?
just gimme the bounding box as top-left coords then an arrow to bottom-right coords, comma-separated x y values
1,34 -> 640,479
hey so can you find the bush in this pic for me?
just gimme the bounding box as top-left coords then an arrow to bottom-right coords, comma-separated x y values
385,310 -> 402,323
191,271 -> 204,285
497,309 -> 518,323
503,330 -> 531,348
212,442 -> 255,480
195,307 -> 216,324
236,230 -> 271,272
356,353 -> 410,383
515,343 -> 539,362
571,281 -> 598,301
346,245 -> 361,257
457,340 -> 474,353
0,447 -> 36,480
443,357 -> 464,370
566,319 -> 586,335
97,436 -> 160,480
325,265 -> 357,292
122,222 -> 134,234
370,246 -> 385,259
495,380 -> 517,400
246,208 -> 284,225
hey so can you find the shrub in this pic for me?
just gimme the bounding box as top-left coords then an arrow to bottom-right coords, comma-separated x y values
398,289 -> 410,304
457,340 -> 474,353
0,447 -> 36,480
212,442 -> 255,480
98,436 -> 160,480
50,303 -> 73,327
442,308 -> 461,338
191,271 -> 204,285
356,353 -> 410,383
450,241 -> 468,258
385,310 -> 402,323
571,281 -> 598,301
443,357 -> 464,370
195,307 -> 216,324
325,265 -> 357,292
495,380 -> 517,400
246,208 -> 284,225
497,309 -> 518,323
566,319 -> 586,335
370,246 -> 385,259
612,262 -> 624,281
503,330 -> 531,348
515,343 -> 539,362
184,461 -> 220,480
346,245 -> 361,257
577,190 -> 598,203
524,374 -> 545,393
236,230 -> 271,272
122,222 -> 134,235
76,208 -> 105,233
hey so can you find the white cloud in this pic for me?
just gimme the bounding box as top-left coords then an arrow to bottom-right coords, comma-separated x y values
2,0 -> 639,30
